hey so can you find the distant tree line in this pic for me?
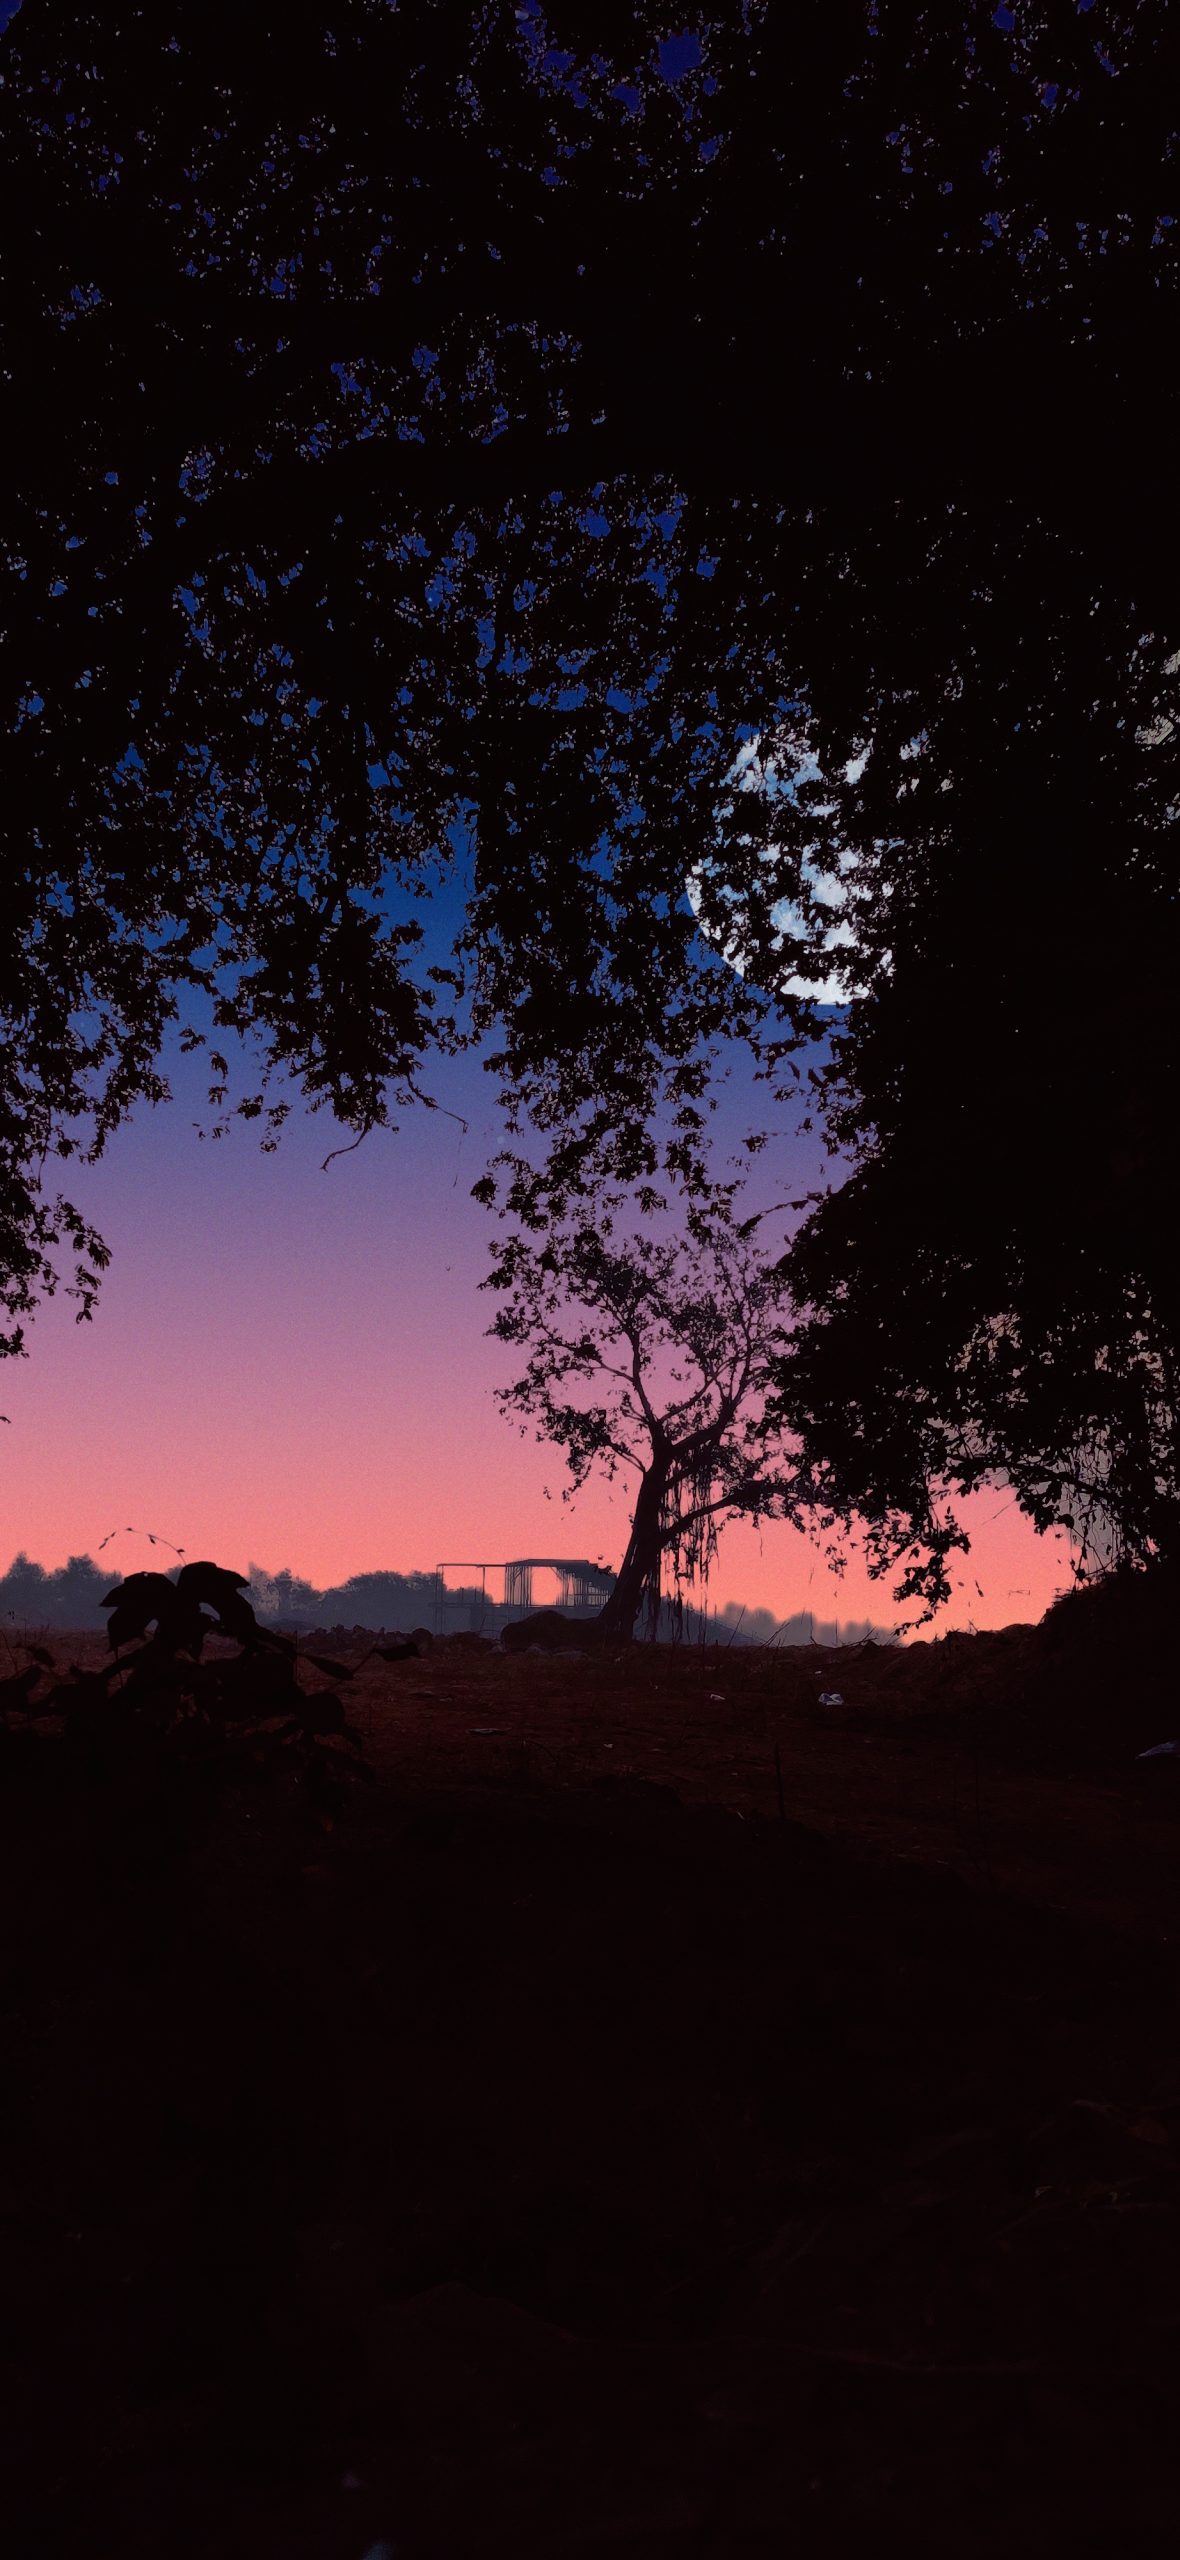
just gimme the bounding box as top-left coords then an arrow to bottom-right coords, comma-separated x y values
0,1551 -> 441,1635
245,1562 -> 441,1633
0,1548 -> 895,1645
0,1551 -> 114,1631
716,1603 -> 896,1650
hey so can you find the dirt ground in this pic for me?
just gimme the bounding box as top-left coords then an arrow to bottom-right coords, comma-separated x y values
3,1591 -> 1180,2556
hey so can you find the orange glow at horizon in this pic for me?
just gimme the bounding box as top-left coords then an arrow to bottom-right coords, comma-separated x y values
0,1059 -> 1074,1636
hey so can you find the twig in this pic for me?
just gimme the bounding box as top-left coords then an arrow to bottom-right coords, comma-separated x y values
97,1523 -> 187,1557
405,1078 -> 468,1133
320,1127 -> 372,1171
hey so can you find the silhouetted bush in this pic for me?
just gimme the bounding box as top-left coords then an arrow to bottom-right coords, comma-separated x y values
0,1559 -> 373,1812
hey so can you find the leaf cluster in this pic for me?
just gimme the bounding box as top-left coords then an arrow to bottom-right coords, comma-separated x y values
0,1557 -> 373,1805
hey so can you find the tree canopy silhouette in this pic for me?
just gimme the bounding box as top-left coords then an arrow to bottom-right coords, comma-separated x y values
485,1184 -> 806,1639
749,590 -> 1180,1603
2,1 -> 1177,1576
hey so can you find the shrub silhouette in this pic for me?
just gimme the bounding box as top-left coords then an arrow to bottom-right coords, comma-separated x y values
1,1558 -> 373,1808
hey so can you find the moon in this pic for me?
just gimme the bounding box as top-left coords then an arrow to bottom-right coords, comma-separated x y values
687,733 -> 870,1004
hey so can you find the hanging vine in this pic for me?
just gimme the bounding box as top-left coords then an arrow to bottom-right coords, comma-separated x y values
484,1175 -> 812,1643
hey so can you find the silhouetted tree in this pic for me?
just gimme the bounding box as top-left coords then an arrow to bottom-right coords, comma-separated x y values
3,3 -> 1178,1585
42,1553 -> 112,1628
485,1189 -> 807,1639
2,8 -> 1175,1247
316,1569 -> 437,1626
0,1551 -> 48,1627
734,587 -> 1180,1603
246,1564 -> 326,1628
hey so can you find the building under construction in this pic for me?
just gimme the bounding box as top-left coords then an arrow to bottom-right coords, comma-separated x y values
433,1555 -> 616,1636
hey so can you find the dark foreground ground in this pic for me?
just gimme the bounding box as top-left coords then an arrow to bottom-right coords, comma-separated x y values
3,1578 -> 1180,2557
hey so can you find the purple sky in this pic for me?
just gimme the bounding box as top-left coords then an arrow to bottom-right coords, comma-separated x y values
0,1001 -> 1072,1631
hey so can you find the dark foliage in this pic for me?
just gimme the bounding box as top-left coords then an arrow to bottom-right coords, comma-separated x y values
2,3 -> 1177,1576
0,1555 -> 372,1805
753,553 -> 1180,1605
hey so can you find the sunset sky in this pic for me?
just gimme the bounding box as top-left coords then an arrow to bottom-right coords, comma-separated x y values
0,964 -> 1073,1634
0,0 -> 1083,1640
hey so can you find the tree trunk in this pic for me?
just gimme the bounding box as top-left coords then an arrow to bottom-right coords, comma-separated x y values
595,1460 -> 671,1642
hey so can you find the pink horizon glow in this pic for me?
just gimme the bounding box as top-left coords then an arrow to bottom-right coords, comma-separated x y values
0,1046 -> 1074,1636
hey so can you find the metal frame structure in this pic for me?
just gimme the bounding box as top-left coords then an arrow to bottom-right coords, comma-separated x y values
432,1555 -> 615,1634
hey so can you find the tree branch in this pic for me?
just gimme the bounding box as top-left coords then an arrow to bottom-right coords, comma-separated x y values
668,1472 -> 802,1540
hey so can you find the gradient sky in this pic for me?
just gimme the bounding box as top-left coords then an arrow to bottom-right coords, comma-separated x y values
0,981 -> 1073,1633
0,0 -> 1076,1630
